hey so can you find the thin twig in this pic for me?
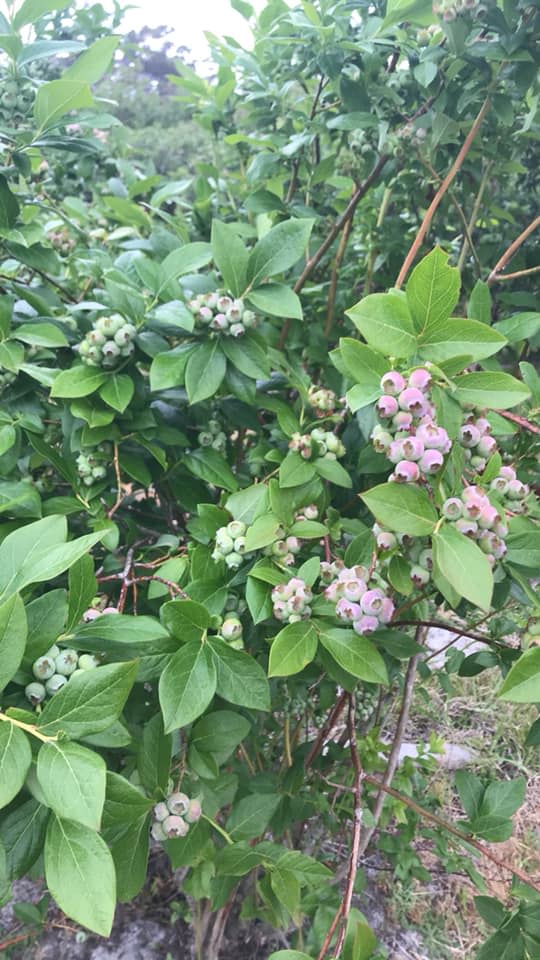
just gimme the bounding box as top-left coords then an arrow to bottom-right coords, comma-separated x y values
325,202 -> 354,337
395,98 -> 491,289
277,155 -> 389,349
304,689 -> 348,769
488,264 -> 540,283
487,215 -> 540,285
358,625 -> 426,855
391,619 -> 491,644
107,442 -> 124,519
494,410 -> 540,436
421,157 -> 483,275
457,161 -> 492,272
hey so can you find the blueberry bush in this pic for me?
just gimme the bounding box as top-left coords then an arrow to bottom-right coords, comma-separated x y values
0,0 -> 539,958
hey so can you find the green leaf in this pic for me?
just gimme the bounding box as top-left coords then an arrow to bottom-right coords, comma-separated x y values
247,283 -> 303,319
63,36 -> 119,83
247,218 -> 314,286
99,374 -> 134,413
37,662 -> 138,738
418,317 -> 506,362
468,280 -> 492,325
268,621 -> 318,677
453,372 -> 530,410
505,519 -> 540,572
16,39 -> 85,66
137,714 -> 171,793
361,483 -> 438,535
184,448 -> 238,492
226,793 -> 279,840
0,529 -> 104,603
185,341 -> 227,404
12,322 -> 68,347
108,814 -> 150,902
379,0 -> 435,29
37,741 -> 106,830
479,778 -> 526,820
339,337 -> 389,396
432,525 -> 493,611
314,458 -> 352,488
211,220 -> 248,297
318,627 -> 388,684
191,710 -> 251,763
244,513 -> 283,552
71,614 -> 167,653
0,175 -> 20,229
159,642 -> 216,732
279,451 -> 316,488
209,637 -> 270,710
346,293 -> 416,359
220,334 -> 270,380
34,80 -> 93,130
45,816 -> 116,936
268,953 -> 313,960
406,247 -> 460,333
161,599 -> 210,643
67,554 -> 96,631
0,798 -> 49,880
0,723 -> 31,810
0,424 -> 16,458
498,648 -> 540,703
455,770 -> 484,820
51,365 -> 107,399
102,772 -> 153,829
13,0 -> 70,28
493,312 -> 540,343
226,484 -> 269,525
157,243 -> 213,294
0,594 -> 26,692
215,841 -> 262,877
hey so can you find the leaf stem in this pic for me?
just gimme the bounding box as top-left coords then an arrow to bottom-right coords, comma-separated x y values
0,710 -> 58,743
202,814 -> 234,845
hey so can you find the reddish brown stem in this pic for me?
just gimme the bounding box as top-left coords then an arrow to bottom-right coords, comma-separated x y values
487,215 -> 540,285
304,689 -> 348,769
325,207 -> 354,337
277,155 -> 389,350
394,98 -> 490,289
495,410 -> 540,436
489,264 -> 540,283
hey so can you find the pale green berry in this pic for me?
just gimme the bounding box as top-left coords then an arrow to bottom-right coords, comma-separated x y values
153,802 -> 170,822
227,520 -> 246,538
55,649 -> 78,676
33,656 -> 56,681
185,799 -> 202,823
221,617 -> 243,641
78,653 -> 100,670
151,821 -> 166,842
45,645 -> 60,659
25,682 -> 46,705
45,674 -> 68,695
225,552 -> 242,569
92,466 -> 107,480
167,792 -> 190,815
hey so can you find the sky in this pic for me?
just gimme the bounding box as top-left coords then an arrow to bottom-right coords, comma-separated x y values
118,0 -> 263,60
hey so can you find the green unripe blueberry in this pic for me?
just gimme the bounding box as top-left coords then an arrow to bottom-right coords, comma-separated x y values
102,341 -> 121,361
151,821 -> 166,842
198,432 -> 213,447
78,653 -> 100,670
227,520 -> 246,539
114,324 -> 136,346
92,466 -> 107,480
234,536 -> 246,554
216,532 -> 234,555
153,802 -> 170,822
225,552 -> 243,569
221,617 -> 243,641
45,644 -> 60,659
45,674 -> 68,695
82,475 -> 95,487
55,649 -> 78,676
208,420 -> 221,435
528,621 -> 540,637
25,681 -> 46,705
33,656 -> 56,681
167,792 -> 190,815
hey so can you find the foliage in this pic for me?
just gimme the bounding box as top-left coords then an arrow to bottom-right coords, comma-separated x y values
0,0 -> 538,958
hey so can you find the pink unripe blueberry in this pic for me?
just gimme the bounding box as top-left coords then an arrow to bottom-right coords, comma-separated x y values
217,295 -> 232,311
507,479 -> 528,500
394,460 -> 420,482
167,792 -> 190,816
477,436 -> 497,458
360,589 -> 385,616
378,597 -> 395,624
393,411 -> 414,431
419,449 -> 444,474
353,616 -> 379,635
286,536 -> 301,554
494,522 -> 508,538
372,429 -> 393,454
273,600 -> 287,620
410,565 -> 430,587
475,417 -> 491,435
211,313 -> 228,331
388,439 -> 404,464
102,606 -> 118,615
304,504 -> 319,520
185,799 -> 202,823
398,387 -> 427,415
490,477 -> 508,494
377,395 -> 399,418
401,436 -> 424,461
336,598 -> 362,622
442,498 -> 462,520
499,465 -> 516,481
380,370 -> 406,395
478,504 -> 500,530
343,579 -> 367,601
377,531 -> 397,551
408,368 -> 431,391
163,815 -> 189,838
82,608 -> 100,621
459,424 -> 481,448
198,306 -> 213,322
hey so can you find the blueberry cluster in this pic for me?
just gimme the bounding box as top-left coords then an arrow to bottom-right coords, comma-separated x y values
371,368 -> 451,483
0,368 -> 16,392
272,577 -> 313,623
197,418 -> 227,453
48,228 -> 76,255
211,520 -> 250,570
289,428 -> 345,460
186,292 -> 258,338
442,487 -> 510,565
151,791 -> 202,842
308,385 -> 340,416
263,535 -> 301,568
77,315 -> 136,368
82,603 -> 119,621
356,684 -> 378,722
76,447 -> 109,487
323,563 -> 395,635
0,75 -> 34,123
25,645 -> 100,706
458,413 -> 498,474
433,0 -> 482,21
374,526 -> 433,588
